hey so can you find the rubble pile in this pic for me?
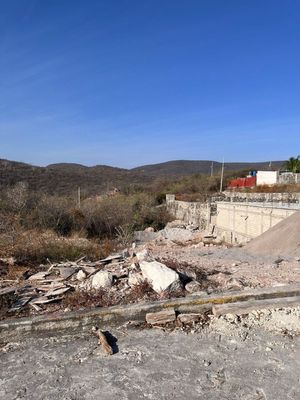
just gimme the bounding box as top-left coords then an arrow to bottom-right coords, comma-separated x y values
0,240 -> 209,317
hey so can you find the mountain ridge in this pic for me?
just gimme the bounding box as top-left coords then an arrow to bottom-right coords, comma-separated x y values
0,158 -> 285,196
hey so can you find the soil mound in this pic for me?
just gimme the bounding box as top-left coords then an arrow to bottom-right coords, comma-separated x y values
245,210 -> 300,258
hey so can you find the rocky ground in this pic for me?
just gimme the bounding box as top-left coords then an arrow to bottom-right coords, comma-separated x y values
1,307 -> 300,400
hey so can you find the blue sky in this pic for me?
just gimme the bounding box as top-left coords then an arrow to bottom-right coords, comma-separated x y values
1,0 -> 299,168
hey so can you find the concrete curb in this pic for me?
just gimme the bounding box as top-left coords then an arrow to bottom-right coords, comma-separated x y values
1,284 -> 300,340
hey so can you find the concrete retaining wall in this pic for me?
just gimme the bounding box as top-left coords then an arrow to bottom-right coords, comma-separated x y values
166,194 -> 211,230
216,202 -> 297,244
166,194 -> 300,244
223,191 -> 300,204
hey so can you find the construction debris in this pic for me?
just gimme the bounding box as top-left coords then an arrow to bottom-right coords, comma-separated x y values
146,309 -> 176,325
140,261 -> 181,293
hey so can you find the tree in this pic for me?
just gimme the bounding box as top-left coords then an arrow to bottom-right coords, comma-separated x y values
285,156 -> 300,173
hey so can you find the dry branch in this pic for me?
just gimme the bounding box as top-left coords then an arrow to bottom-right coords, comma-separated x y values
92,326 -> 113,355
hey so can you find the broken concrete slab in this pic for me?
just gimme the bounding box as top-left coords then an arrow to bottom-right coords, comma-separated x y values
146,309 -> 176,325
58,267 -> 77,279
28,271 -> 51,281
159,227 -> 195,243
177,313 -> 203,324
44,287 -> 71,297
140,260 -> 181,293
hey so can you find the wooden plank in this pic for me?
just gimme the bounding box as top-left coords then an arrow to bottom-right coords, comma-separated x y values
146,309 -> 176,325
212,296 -> 300,316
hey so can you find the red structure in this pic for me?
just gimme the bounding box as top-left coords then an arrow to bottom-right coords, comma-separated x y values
227,176 -> 256,189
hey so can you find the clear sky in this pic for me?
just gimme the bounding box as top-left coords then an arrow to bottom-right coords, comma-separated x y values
1,0 -> 299,168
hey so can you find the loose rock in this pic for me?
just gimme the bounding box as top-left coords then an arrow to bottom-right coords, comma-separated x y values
91,271 -> 113,290
140,260 -> 181,293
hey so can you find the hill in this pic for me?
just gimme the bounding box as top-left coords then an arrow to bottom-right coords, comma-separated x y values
0,158 -> 284,196
132,160 -> 284,176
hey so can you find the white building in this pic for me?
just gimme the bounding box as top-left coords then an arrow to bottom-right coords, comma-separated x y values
256,170 -> 279,186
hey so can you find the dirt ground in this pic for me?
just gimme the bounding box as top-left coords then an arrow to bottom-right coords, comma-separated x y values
1,308 -> 300,400
149,242 -> 300,290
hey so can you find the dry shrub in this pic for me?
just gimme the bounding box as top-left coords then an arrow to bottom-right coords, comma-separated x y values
126,281 -> 158,303
0,292 -> 15,319
82,193 -> 171,238
64,289 -> 115,310
252,184 -> 300,193
0,230 -> 104,265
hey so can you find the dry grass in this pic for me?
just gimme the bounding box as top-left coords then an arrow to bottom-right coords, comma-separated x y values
250,184 -> 300,193
63,289 -> 114,309
0,229 -> 111,266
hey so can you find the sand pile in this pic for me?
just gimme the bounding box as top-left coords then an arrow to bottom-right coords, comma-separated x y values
245,210 -> 300,258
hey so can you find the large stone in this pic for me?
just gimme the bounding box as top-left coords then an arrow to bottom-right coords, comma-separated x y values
140,261 -> 181,293
91,271 -> 113,290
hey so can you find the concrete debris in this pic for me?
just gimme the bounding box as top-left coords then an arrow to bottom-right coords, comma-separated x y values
128,271 -> 145,286
159,227 -> 195,243
135,249 -> 153,263
177,313 -> 203,324
3,215 -> 300,319
28,271 -> 51,281
58,267 -> 77,279
185,280 -> 203,294
140,260 -> 181,293
76,269 -> 87,281
146,309 -> 176,325
91,271 -> 113,290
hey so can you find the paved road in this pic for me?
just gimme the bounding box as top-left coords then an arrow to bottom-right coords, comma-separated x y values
1,324 -> 299,400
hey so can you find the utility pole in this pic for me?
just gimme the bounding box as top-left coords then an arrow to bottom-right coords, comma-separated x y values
210,161 -> 214,177
219,158 -> 224,192
77,186 -> 81,208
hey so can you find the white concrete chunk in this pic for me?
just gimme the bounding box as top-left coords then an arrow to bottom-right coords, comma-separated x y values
140,261 -> 181,293
91,271 -> 113,290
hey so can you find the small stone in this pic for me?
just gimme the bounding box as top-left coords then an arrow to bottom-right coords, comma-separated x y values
76,269 -> 87,281
265,346 -> 272,352
136,249 -> 152,263
144,227 -> 155,232
128,272 -> 145,286
185,280 -> 202,294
